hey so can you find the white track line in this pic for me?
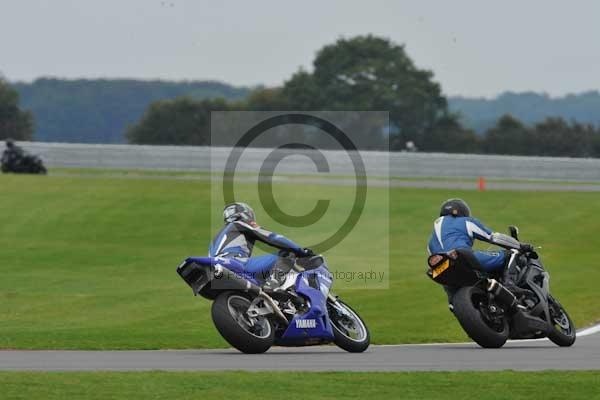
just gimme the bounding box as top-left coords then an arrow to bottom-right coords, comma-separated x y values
578,323 -> 600,337
376,322 -> 600,347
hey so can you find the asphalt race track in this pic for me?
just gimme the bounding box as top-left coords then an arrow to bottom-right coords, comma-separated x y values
1,329 -> 599,372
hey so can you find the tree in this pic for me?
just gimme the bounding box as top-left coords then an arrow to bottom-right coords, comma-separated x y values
0,79 -> 34,141
126,36 -> 453,150
126,97 -> 229,145
483,114 -> 531,155
421,115 -> 481,153
593,130 -> 600,157
244,87 -> 287,111
532,118 -> 595,157
279,35 -> 449,149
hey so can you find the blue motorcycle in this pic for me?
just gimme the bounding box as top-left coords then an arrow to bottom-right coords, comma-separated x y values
177,252 -> 370,354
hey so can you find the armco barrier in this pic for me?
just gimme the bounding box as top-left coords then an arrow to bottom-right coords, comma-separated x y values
16,142 -> 600,181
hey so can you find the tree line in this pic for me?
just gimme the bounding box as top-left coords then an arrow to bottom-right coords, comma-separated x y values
127,35 -> 600,157
451,91 -> 600,134
11,78 -> 251,143
3,35 -> 600,157
425,114 -> 600,157
129,35 -> 450,149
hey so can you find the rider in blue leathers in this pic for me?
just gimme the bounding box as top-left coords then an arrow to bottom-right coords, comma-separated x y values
428,199 -> 509,308
428,200 -> 506,272
211,202 -> 313,291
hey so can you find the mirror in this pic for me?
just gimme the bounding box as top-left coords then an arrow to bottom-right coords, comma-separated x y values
508,225 -> 519,240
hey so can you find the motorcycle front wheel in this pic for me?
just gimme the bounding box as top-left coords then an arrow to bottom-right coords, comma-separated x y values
327,299 -> 370,353
546,295 -> 576,347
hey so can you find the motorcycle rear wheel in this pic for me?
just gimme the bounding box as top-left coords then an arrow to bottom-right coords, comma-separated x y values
211,291 -> 274,354
453,286 -> 509,348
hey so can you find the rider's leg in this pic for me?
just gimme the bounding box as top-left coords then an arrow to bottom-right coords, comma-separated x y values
473,250 -> 506,272
474,250 -> 531,319
475,250 -> 521,287
263,253 -> 296,291
244,254 -> 278,282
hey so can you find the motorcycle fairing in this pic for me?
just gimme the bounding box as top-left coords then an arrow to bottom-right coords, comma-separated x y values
278,265 -> 335,344
177,256 -> 262,297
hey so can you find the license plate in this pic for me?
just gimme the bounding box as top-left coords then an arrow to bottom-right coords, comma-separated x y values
432,260 -> 450,278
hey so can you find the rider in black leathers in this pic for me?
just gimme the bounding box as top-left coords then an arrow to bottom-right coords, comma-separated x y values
1,139 -> 25,171
2,139 -> 47,174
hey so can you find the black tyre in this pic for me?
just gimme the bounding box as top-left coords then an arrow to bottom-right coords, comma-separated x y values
547,295 -> 576,347
327,299 -> 370,353
211,291 -> 274,354
453,286 -> 509,348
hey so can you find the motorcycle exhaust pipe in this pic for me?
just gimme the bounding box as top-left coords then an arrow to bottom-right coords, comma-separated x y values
487,279 -> 550,334
486,279 -> 517,311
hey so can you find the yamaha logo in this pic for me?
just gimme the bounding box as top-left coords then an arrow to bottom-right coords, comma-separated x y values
295,319 -> 317,329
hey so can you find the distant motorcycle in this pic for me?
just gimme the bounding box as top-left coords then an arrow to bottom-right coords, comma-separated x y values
177,252 -> 370,354
1,151 -> 47,174
427,226 -> 576,348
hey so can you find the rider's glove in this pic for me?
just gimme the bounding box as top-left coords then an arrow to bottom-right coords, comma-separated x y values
520,243 -> 534,253
296,248 -> 315,257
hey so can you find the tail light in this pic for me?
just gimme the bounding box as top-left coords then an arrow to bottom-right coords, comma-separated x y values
428,255 -> 444,267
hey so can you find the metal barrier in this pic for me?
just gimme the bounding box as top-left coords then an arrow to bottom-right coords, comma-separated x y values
16,141 -> 600,181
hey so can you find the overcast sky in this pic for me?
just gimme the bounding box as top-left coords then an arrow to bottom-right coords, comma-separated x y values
2,0 -> 599,97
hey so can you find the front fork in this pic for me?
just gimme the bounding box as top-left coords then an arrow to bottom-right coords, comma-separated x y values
327,293 -> 341,306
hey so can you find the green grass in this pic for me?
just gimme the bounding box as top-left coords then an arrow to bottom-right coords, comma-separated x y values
1,173 -> 599,349
1,371 -> 599,399
51,166 -> 600,185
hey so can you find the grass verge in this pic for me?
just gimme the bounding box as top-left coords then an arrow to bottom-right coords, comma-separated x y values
1,173 -> 599,348
1,371 -> 599,400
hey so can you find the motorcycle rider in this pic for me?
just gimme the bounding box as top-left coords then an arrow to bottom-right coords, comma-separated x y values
2,139 -> 24,171
427,198 -> 531,311
211,202 -> 314,291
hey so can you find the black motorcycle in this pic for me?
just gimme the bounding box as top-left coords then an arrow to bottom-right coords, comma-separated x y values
427,226 -> 576,348
1,151 -> 47,174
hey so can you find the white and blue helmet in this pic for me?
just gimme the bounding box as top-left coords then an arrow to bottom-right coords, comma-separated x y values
223,202 -> 256,224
